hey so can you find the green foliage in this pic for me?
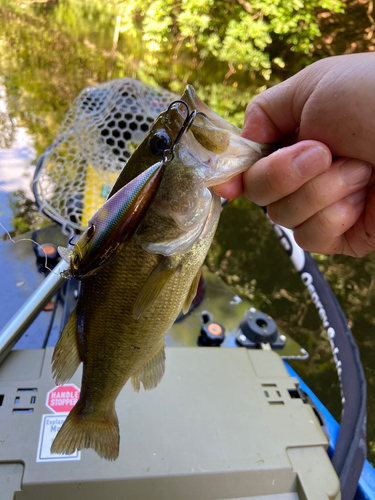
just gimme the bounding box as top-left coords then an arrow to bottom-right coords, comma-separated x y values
0,1 -> 134,152
115,0 -> 344,124
119,0 -> 343,76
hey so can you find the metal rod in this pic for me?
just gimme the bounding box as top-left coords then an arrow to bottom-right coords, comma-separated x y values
0,259 -> 69,365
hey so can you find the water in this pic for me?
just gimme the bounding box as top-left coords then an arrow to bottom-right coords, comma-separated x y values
1,0 -> 375,467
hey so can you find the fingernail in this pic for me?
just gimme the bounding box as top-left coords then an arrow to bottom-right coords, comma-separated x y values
340,159 -> 372,185
293,146 -> 330,178
346,188 -> 367,205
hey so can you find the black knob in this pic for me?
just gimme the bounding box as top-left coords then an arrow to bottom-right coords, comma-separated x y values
199,311 -> 225,346
238,311 -> 277,345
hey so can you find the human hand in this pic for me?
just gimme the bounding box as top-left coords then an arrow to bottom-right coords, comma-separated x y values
215,53 -> 375,257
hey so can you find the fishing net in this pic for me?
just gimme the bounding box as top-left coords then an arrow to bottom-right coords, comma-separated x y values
33,79 -> 178,233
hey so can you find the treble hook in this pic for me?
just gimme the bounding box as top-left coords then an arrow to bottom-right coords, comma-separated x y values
166,100 -> 206,150
166,99 -> 190,117
185,110 -> 206,133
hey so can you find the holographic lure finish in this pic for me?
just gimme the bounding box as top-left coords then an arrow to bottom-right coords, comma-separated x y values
59,161 -> 165,279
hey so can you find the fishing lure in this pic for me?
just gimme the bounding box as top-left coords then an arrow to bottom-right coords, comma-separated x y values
58,161 -> 166,279
58,100 -> 203,280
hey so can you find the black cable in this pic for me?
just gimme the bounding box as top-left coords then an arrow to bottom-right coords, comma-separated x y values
41,290 -> 61,349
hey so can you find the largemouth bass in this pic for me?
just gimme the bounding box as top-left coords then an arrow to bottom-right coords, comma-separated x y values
50,85 -> 269,460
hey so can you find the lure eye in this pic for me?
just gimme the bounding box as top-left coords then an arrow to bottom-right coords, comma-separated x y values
73,254 -> 80,267
86,225 -> 95,241
148,130 -> 172,156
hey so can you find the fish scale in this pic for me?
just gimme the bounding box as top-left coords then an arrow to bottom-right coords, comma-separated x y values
49,85 -> 269,460
52,225 -> 215,459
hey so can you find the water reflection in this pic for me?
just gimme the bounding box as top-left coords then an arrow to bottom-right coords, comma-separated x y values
0,84 -> 35,229
1,0 -> 375,467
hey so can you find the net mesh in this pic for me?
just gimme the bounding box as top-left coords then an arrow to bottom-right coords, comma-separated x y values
33,79 -> 178,232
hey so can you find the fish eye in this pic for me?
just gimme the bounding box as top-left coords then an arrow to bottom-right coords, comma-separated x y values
86,225 -> 95,240
74,254 -> 80,266
148,130 -> 172,156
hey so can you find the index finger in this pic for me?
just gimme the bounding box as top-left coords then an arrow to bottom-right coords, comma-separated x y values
242,55 -> 351,144
242,76 -> 311,144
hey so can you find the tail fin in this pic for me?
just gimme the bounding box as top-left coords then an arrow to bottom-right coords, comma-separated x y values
51,402 -> 119,460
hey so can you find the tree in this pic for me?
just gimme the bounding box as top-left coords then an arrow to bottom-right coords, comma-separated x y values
116,0 -> 344,124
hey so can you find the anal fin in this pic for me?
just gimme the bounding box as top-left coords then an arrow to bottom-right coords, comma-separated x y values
133,257 -> 178,320
131,342 -> 166,392
51,308 -> 81,385
182,267 -> 202,314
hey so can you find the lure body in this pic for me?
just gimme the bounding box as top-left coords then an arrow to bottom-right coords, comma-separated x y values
59,161 -> 165,279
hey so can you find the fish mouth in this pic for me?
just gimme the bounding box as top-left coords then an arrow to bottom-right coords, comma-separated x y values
180,85 -> 272,154
171,85 -> 273,189
181,85 -> 243,136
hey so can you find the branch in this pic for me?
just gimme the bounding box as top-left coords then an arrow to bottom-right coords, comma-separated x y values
236,0 -> 253,15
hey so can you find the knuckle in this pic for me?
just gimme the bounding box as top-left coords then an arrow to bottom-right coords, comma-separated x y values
300,182 -> 321,213
267,202 -> 292,228
266,203 -> 279,224
293,228 -> 311,251
315,208 -> 338,235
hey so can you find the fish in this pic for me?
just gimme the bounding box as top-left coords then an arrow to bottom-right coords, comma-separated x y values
50,85 -> 270,460
57,161 -> 165,280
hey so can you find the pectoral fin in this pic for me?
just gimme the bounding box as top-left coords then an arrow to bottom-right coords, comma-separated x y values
51,308 -> 82,385
133,257 -> 178,320
131,342 -> 166,392
182,268 -> 202,314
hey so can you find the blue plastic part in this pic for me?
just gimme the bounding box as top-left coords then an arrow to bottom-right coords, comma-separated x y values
284,361 -> 375,500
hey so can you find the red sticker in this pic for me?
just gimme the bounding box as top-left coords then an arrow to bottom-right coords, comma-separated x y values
46,384 -> 80,414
